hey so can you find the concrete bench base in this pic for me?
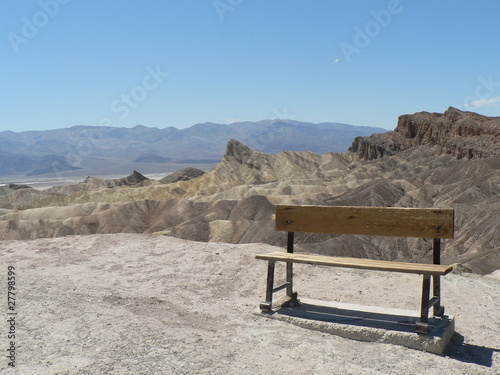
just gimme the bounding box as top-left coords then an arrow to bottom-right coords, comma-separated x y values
256,298 -> 455,354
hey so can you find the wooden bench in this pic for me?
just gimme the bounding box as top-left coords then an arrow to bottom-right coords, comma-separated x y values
255,205 -> 455,333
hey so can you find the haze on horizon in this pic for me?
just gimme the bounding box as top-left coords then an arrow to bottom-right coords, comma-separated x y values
1,1 -> 500,133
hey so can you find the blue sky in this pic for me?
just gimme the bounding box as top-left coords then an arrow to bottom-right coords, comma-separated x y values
1,0 -> 500,132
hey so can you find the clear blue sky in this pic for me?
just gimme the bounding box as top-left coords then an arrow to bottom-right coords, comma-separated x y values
1,0 -> 500,132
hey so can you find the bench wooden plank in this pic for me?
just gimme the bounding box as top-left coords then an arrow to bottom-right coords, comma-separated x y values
255,252 -> 453,276
276,205 -> 454,239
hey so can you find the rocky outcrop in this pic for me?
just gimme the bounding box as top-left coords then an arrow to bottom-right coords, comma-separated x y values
89,170 -> 149,187
350,107 -> 500,160
44,171 -> 151,196
0,183 -> 32,196
349,134 -> 401,160
159,167 -> 205,184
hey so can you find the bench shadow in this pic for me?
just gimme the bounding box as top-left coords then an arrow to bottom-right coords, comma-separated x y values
276,301 -> 498,367
276,300 -> 443,334
443,332 -> 499,368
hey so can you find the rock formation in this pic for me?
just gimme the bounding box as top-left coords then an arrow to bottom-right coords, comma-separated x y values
350,107 -> 500,160
0,183 -> 32,196
45,170 -> 152,195
159,167 -> 205,184
84,170 -> 150,187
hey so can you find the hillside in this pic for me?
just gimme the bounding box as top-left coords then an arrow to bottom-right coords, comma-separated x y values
0,151 -> 81,176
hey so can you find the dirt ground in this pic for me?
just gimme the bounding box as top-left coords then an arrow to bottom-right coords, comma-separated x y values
1,234 -> 498,374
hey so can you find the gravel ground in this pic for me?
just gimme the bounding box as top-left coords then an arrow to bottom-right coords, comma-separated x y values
0,234 -> 498,374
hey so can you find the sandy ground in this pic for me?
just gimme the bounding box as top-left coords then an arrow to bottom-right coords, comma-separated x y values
0,233 -> 498,375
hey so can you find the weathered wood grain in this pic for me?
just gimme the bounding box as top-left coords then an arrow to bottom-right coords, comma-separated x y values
255,252 -> 453,276
275,205 -> 454,238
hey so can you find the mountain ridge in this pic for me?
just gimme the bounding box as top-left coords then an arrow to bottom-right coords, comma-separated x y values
0,120 -> 385,177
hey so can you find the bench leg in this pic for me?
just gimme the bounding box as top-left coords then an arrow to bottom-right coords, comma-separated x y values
285,261 -> 299,307
260,261 -> 275,311
286,261 -> 293,298
433,275 -> 444,316
432,238 -> 445,316
286,231 -> 294,299
416,274 -> 431,333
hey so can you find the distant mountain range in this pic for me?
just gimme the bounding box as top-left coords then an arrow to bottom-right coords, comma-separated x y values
0,120 -> 386,177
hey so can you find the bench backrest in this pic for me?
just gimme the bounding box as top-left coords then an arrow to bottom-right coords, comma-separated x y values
276,205 -> 454,239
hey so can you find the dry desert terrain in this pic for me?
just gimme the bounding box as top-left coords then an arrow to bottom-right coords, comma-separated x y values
1,234 -> 498,374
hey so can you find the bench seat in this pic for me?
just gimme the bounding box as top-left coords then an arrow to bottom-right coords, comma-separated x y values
255,252 -> 453,276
